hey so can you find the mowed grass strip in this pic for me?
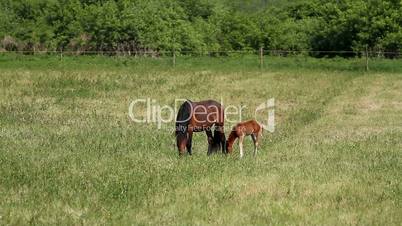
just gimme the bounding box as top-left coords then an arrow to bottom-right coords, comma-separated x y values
0,56 -> 401,225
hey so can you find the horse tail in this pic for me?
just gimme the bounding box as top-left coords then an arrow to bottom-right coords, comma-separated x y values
257,121 -> 264,137
213,129 -> 222,145
175,100 -> 192,136
261,125 -> 264,135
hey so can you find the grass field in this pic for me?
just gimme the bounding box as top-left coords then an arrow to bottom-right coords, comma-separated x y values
0,55 -> 401,225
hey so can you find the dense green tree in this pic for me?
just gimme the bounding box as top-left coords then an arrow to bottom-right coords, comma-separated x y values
0,0 -> 401,57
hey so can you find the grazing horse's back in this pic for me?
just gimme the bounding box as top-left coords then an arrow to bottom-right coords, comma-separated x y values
190,100 -> 224,130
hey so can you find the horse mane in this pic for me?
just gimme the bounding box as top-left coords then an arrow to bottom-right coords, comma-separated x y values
175,100 -> 192,137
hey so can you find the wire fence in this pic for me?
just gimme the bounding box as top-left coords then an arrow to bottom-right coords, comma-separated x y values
1,48 -> 401,71
1,49 -> 401,55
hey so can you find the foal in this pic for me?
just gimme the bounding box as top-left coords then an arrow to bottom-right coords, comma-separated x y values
226,120 -> 263,158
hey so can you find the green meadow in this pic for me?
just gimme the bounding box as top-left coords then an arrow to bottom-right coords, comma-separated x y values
0,54 -> 401,225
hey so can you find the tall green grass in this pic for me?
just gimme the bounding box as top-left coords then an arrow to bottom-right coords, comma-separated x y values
1,53 -> 402,73
0,55 -> 401,225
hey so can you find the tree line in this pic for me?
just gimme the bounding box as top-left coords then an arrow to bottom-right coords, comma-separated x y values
0,0 -> 401,57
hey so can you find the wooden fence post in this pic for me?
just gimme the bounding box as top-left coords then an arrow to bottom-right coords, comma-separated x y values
259,47 -> 264,69
173,50 -> 176,67
365,45 -> 369,71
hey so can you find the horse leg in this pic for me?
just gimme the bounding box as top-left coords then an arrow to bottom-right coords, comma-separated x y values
187,130 -> 193,155
239,134 -> 245,158
217,126 -> 226,154
206,130 -> 213,155
251,133 -> 257,157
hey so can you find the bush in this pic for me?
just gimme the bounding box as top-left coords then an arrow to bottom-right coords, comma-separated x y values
0,0 -> 400,57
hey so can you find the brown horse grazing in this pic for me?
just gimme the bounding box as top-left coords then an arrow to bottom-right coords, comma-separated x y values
226,120 -> 263,158
176,100 -> 226,156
